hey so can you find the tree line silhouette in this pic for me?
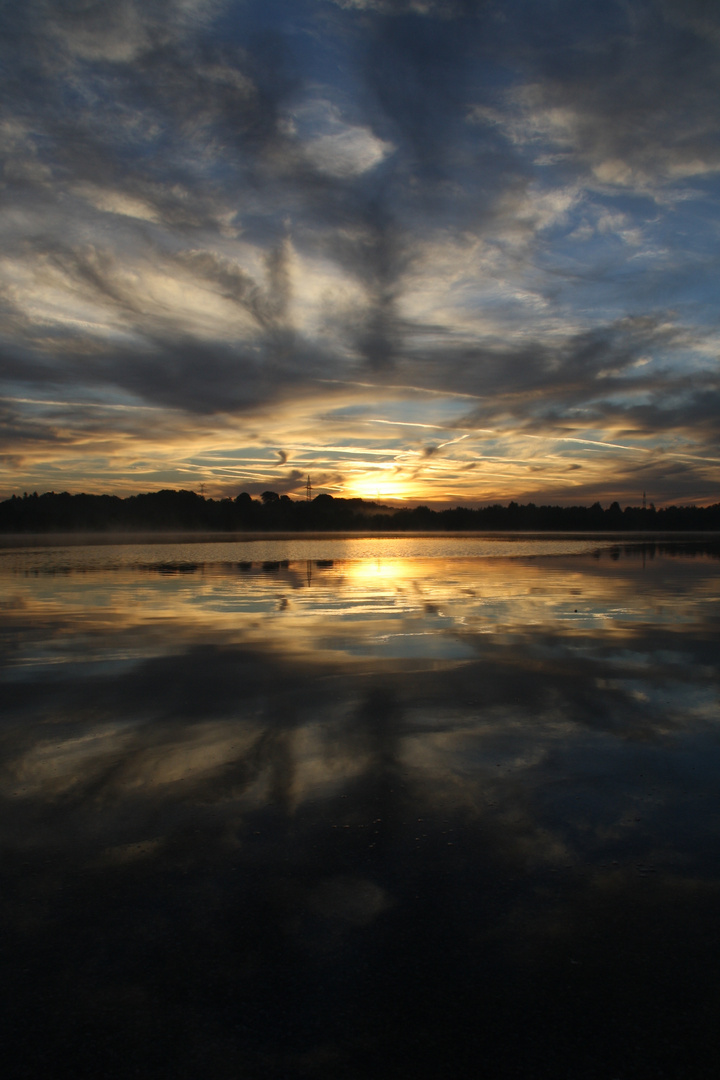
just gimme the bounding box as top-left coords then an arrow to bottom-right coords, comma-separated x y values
1,488 -> 719,532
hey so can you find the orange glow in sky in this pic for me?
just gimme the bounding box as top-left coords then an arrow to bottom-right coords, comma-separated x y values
1,1 -> 720,508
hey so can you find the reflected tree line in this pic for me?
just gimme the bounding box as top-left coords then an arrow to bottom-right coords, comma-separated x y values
2,487 -> 720,532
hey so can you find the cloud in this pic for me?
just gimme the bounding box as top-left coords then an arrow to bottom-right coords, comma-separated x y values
72,184 -> 162,223
329,0 -> 481,15
488,4 -> 720,192
0,0 -> 719,503
285,99 -> 394,178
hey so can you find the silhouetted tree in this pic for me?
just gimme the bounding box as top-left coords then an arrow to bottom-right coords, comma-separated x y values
1,490 -> 719,534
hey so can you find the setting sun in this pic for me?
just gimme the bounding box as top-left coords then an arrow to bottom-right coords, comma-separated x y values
345,479 -> 409,502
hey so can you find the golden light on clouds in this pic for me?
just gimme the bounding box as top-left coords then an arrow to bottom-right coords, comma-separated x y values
5,377 -> 713,507
1,0 -> 719,508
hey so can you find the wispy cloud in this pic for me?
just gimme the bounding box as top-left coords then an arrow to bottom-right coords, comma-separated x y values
0,0 -> 718,504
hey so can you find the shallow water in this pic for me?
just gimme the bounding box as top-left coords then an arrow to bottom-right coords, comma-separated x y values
1,538 -> 719,1078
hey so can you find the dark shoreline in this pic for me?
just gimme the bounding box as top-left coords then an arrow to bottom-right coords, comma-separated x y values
3,489 -> 720,536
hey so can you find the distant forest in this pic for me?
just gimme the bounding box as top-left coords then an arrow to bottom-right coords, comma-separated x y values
1,489 -> 720,532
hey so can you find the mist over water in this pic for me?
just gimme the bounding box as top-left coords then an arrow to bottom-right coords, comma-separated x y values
1,538 -> 719,1078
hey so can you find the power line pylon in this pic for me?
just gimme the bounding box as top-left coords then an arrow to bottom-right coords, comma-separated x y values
306,475 -> 312,501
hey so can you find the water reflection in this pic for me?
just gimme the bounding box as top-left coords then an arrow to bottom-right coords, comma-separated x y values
0,541 -> 719,1078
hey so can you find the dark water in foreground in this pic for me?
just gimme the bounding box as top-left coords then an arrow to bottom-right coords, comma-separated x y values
1,537 -> 719,1078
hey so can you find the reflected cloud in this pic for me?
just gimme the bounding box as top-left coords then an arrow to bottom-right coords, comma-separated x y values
1,541 -> 719,1076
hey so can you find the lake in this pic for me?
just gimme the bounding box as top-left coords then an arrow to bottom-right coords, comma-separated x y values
1,536 -> 719,1078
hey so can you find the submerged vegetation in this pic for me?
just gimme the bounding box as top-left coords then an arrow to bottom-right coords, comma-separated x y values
1,489 -> 719,533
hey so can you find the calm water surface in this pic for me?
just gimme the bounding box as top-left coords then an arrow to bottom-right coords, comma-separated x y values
1,537 -> 719,1078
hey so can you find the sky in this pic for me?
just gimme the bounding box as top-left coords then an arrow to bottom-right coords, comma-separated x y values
1,0 -> 720,507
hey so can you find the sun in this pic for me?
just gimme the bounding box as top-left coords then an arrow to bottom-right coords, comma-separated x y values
345,479 -> 409,502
